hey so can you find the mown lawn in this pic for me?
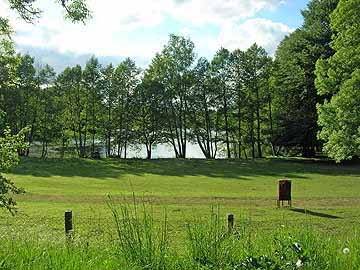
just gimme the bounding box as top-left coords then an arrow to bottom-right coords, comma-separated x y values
1,157 -> 360,239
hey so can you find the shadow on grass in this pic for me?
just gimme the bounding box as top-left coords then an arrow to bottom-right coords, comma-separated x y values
290,208 -> 342,219
8,157 -> 360,180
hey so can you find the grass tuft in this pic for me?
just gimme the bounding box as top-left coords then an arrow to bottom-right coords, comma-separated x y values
107,194 -> 169,269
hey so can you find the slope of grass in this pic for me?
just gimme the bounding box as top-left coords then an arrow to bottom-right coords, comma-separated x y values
1,157 -> 360,238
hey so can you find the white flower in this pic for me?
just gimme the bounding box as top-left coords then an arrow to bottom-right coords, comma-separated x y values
343,248 -> 350,254
296,259 -> 303,268
293,242 -> 302,252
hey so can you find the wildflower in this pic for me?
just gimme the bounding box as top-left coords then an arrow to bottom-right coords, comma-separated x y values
293,242 -> 302,253
296,259 -> 303,268
343,248 -> 350,255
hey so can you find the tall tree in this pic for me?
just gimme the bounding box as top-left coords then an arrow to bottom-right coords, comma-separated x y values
271,0 -> 339,157
83,56 -> 102,156
2,54 -> 37,155
231,49 -> 246,158
211,48 -> 233,158
315,0 -> 360,162
36,64 -> 57,158
101,64 -> 116,157
57,65 -> 88,157
0,26 -> 26,213
189,57 -> 220,159
148,35 -> 195,158
113,58 -> 140,158
132,77 -> 164,159
241,44 -> 271,158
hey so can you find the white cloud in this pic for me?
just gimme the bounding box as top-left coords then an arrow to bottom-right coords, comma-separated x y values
1,0 -> 290,61
179,27 -> 192,37
211,18 -> 293,55
170,0 -> 286,26
2,0 -> 171,57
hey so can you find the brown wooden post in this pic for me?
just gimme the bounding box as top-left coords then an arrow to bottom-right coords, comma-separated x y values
65,210 -> 73,240
227,213 -> 234,233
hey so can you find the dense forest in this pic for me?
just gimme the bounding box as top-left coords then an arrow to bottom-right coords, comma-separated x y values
0,0 -> 359,162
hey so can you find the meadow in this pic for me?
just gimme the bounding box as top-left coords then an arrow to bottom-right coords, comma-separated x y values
1,157 -> 360,269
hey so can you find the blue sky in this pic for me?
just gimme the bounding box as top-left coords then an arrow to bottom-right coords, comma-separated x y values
0,0 -> 310,71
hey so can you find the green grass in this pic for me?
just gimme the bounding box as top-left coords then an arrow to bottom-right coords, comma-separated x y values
1,157 -> 360,269
2,157 -> 360,235
1,203 -> 360,269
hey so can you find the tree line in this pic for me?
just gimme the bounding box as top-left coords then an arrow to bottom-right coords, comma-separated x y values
1,0 -> 359,162
1,40 -> 274,159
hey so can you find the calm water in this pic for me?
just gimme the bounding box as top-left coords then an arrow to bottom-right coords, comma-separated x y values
108,142 -> 221,159
33,141 -> 225,159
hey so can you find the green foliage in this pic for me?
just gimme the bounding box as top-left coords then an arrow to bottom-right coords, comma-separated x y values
0,128 -> 27,170
0,39 -> 20,91
7,0 -> 41,23
61,0 -> 92,23
211,48 -> 233,159
0,18 -> 13,36
271,30 -> 317,155
189,57 -> 220,159
83,56 -> 103,155
147,34 -> 195,158
4,0 -> 91,24
56,65 -> 86,157
315,0 -> 360,162
271,0 -> 339,157
0,127 -> 27,214
112,58 -> 140,158
132,78 -> 165,159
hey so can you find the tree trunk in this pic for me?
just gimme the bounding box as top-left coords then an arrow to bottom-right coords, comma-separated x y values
61,136 -> 66,158
146,144 -> 152,160
250,115 -> 255,159
237,104 -> 242,159
223,89 -> 231,159
255,88 -> 262,158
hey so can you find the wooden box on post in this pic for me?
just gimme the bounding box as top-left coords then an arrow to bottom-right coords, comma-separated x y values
277,180 -> 292,208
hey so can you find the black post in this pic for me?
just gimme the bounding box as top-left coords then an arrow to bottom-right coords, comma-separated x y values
227,213 -> 234,233
65,210 -> 73,240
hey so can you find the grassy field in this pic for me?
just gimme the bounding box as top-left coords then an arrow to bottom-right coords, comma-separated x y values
1,157 -> 360,235
1,157 -> 360,269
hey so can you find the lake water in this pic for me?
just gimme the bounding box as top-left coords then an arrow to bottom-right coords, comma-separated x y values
33,141 -> 225,159
108,142 -> 222,159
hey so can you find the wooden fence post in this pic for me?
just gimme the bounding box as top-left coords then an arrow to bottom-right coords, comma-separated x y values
65,210 -> 73,240
227,213 -> 234,233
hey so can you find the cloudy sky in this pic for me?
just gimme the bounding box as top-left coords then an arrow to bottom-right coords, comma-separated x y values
0,0 -> 309,72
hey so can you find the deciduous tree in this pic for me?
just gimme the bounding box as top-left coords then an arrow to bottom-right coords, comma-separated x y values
315,0 -> 360,161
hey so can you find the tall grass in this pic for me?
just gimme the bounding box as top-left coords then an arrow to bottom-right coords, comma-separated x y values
107,195 -> 169,269
186,207 -> 238,268
0,239 -> 121,270
1,198 -> 359,270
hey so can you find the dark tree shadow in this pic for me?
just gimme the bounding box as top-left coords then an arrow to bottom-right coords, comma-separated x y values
8,157 -> 360,180
290,208 -> 342,219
